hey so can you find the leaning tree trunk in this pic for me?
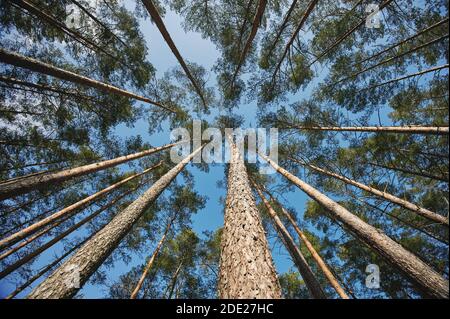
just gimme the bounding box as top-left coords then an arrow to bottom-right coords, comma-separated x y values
0,48 -> 174,113
252,180 -> 326,299
260,154 -> 449,299
264,189 -> 350,299
218,137 -> 281,299
283,123 -> 449,135
290,158 -> 449,225
165,260 -> 184,299
141,0 -> 207,107
0,163 -> 161,251
130,217 -> 174,299
27,147 -> 202,299
0,140 -> 174,200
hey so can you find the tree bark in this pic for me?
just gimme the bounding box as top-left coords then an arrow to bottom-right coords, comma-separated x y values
218,136 -> 281,299
130,217 -> 174,299
141,0 -> 207,108
0,142 -> 174,201
252,180 -> 326,298
0,48 -> 175,113
27,147 -> 202,299
0,162 -> 162,251
290,157 -> 449,225
260,153 -> 449,298
263,189 -> 350,299
165,260 -> 184,299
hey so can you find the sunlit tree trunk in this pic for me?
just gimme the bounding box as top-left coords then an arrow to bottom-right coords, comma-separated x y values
218,137 -> 281,299
27,147 -> 202,299
260,154 -> 449,299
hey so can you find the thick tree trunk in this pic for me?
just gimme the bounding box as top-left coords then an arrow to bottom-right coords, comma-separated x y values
0,181 -> 148,279
0,163 -> 162,251
141,0 -> 207,108
231,0 -> 267,84
263,189 -> 350,299
290,158 -> 449,225
0,48 -> 175,113
252,181 -> 326,298
130,217 -> 174,299
0,142 -> 174,201
260,154 -> 449,298
218,137 -> 281,299
27,147 -> 202,298
285,124 -> 449,135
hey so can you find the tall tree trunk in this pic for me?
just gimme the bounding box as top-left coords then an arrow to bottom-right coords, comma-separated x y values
165,260 -> 184,299
5,233 -> 94,299
368,162 -> 448,182
130,216 -> 174,299
0,48 -> 175,113
0,141 -> 174,200
290,157 -> 448,225
283,123 -> 449,135
218,137 -> 281,299
27,147 -> 202,299
235,0 -> 255,52
263,188 -> 350,299
260,154 -> 449,298
230,0 -> 267,85
251,180 -> 326,298
0,180 -> 149,279
0,162 -> 162,251
272,0 -> 317,79
140,0 -> 207,108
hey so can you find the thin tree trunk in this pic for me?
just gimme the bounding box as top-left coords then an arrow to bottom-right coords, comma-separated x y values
230,0 -> 267,85
130,216 -> 174,299
141,0 -> 207,108
262,188 -> 350,299
285,124 -> 449,135
235,0 -> 255,52
218,136 -> 281,299
272,0 -> 317,79
27,146 -> 202,299
265,0 -> 298,58
310,0 -> 393,65
165,260 -> 184,299
0,48 -> 175,113
0,142 -> 174,200
368,162 -> 448,182
5,233 -> 94,299
0,162 -> 162,251
252,180 -> 327,298
260,153 -> 449,298
351,17 -> 449,67
0,180 -> 149,279
290,157 -> 448,225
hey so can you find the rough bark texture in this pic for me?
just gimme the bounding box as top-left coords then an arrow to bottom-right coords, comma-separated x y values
0,48 -> 174,113
218,138 -> 281,299
0,163 -> 161,251
261,154 -> 449,299
287,124 -> 449,135
141,0 -> 207,107
290,158 -> 449,225
130,218 -> 173,299
0,140 -> 174,201
252,181 -> 326,298
27,148 -> 201,298
265,190 -> 350,299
